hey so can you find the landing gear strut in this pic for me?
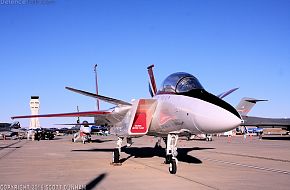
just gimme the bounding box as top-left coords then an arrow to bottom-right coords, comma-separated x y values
154,137 -> 162,149
205,134 -> 212,141
112,137 -> 123,164
126,137 -> 133,147
165,133 -> 179,174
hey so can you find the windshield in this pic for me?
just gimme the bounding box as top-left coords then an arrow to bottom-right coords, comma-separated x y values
159,72 -> 203,93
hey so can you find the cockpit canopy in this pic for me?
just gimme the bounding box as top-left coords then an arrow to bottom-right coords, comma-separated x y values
159,72 -> 204,93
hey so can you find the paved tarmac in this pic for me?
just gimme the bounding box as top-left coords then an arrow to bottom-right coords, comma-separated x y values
0,135 -> 290,190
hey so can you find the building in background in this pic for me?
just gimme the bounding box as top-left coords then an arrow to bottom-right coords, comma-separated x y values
29,96 -> 40,129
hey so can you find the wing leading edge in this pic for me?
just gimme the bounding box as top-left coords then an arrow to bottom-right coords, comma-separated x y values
65,87 -> 132,106
11,108 -> 130,126
11,111 -> 111,119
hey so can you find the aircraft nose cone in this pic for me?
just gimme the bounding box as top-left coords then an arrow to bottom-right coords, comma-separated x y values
194,107 -> 242,134
219,113 -> 242,132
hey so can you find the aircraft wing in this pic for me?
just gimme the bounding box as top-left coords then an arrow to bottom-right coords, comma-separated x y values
65,87 -> 132,106
11,109 -> 130,126
241,116 -> 290,129
11,111 -> 110,119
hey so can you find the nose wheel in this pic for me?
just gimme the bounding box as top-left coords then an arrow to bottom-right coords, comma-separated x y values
165,133 -> 179,174
169,158 -> 177,174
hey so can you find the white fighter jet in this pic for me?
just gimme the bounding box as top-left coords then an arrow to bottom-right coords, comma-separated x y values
70,120 -> 92,144
12,66 -> 242,174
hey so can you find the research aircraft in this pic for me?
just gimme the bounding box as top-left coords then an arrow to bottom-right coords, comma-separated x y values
58,106 -> 93,144
70,121 -> 92,144
12,65 -> 242,174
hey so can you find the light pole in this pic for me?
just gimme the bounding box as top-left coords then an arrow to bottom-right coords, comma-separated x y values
94,64 -> 100,111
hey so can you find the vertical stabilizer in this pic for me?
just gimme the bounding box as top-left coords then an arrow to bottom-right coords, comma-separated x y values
147,65 -> 157,97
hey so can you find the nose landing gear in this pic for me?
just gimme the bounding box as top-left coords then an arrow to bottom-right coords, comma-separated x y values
165,133 -> 179,174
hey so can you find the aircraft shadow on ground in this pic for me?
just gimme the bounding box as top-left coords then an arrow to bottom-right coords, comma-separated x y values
84,173 -> 107,190
90,139 -> 114,143
262,136 -> 290,141
51,137 -> 63,140
0,146 -> 21,149
72,146 -> 215,164
69,139 -> 113,143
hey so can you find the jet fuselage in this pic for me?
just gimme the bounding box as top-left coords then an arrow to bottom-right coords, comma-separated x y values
148,93 -> 241,136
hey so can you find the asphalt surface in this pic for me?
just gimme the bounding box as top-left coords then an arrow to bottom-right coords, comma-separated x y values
0,135 -> 289,190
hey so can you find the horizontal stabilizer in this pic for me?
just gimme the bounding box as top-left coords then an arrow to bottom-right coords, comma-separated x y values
66,87 -> 132,106
245,98 -> 268,103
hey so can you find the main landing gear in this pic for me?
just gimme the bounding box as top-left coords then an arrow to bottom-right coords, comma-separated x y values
112,137 -> 123,165
165,133 -> 179,174
205,134 -> 213,141
82,135 -> 91,144
111,134 -> 179,174
112,137 -> 133,164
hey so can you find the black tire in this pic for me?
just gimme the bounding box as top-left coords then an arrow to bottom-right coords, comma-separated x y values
113,149 -> 120,163
71,138 -> 74,142
169,159 -> 177,174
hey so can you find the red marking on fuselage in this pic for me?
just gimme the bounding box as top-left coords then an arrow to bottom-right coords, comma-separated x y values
131,113 -> 147,133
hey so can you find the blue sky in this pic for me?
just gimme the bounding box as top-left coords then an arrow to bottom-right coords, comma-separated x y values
0,0 -> 289,127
